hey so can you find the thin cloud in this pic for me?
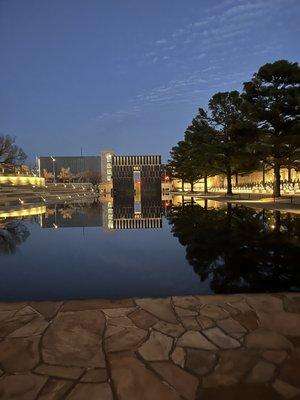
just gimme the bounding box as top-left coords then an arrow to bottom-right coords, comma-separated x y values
140,0 -> 293,68
155,39 -> 167,45
96,0 -> 297,123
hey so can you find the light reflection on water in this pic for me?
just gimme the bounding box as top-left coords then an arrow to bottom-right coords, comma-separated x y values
0,196 -> 299,301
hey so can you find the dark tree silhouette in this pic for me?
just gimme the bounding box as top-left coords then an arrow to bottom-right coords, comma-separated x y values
184,109 -> 217,193
168,140 -> 203,192
243,60 -> 300,197
167,202 -> 300,293
0,220 -> 30,254
0,135 -> 27,165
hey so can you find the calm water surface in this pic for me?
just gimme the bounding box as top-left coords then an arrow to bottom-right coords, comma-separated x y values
0,197 -> 299,301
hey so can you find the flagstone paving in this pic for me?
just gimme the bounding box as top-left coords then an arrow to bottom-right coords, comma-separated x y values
0,293 -> 299,399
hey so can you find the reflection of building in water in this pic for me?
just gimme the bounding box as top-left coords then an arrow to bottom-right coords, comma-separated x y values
104,193 -> 163,230
101,201 -> 114,230
40,203 -> 102,228
40,196 -> 163,230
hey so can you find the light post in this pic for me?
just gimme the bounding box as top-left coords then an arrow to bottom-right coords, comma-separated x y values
51,156 -> 56,183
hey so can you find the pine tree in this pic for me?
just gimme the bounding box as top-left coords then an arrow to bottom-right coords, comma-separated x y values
243,60 -> 300,197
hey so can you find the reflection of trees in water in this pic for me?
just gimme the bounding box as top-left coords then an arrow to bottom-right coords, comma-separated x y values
45,202 -> 100,220
167,203 -> 300,293
59,205 -> 77,219
44,208 -> 56,219
0,220 -> 30,254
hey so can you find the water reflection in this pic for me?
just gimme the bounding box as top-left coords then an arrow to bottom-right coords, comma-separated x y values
167,201 -> 300,293
1,195 -> 299,296
40,202 -> 102,229
112,192 -> 163,229
39,194 -> 164,230
0,219 -> 30,254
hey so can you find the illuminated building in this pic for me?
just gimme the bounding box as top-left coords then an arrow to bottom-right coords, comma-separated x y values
37,152 -> 162,194
112,155 -> 162,196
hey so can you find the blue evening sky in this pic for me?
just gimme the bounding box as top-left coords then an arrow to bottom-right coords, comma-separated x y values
0,0 -> 299,163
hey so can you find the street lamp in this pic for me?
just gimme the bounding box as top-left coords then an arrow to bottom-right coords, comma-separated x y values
51,157 -> 56,183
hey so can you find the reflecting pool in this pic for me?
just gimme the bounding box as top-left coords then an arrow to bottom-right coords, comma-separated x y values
0,195 -> 299,301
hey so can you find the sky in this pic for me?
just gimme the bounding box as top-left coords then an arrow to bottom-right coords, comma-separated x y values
0,0 -> 299,163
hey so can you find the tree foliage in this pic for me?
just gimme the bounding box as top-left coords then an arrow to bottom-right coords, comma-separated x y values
58,167 -> 73,183
42,169 -> 54,181
169,93 -> 259,195
0,135 -> 27,165
203,91 -> 261,194
184,108 -> 217,193
243,59 -> 300,196
168,60 -> 299,197
168,140 -> 202,191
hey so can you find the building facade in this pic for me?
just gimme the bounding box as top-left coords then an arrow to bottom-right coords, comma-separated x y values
37,152 -> 163,195
37,156 -> 101,181
112,154 -> 162,196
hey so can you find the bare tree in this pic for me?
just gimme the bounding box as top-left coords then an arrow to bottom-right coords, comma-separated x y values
43,169 -> 54,182
58,167 -> 73,183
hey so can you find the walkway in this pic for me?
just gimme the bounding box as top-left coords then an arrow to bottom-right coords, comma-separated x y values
0,293 -> 299,399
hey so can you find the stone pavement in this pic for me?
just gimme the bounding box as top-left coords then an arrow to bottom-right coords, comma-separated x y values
0,293 -> 300,399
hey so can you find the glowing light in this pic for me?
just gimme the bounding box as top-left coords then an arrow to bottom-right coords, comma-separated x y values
0,206 -> 46,218
0,176 -> 45,187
